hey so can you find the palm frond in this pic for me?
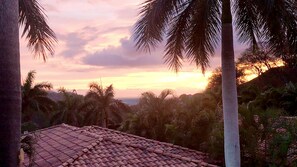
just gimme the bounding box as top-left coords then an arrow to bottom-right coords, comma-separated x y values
133,0 -> 220,73
185,0 -> 221,73
58,87 -> 67,94
33,82 -> 52,90
254,0 -> 297,56
80,99 -> 102,112
133,0 -> 183,52
23,70 -> 36,92
158,89 -> 174,100
85,92 -> 99,101
234,0 -> 260,48
139,91 -> 158,111
89,82 -> 105,97
104,85 -> 114,99
19,0 -> 57,61
164,1 -> 194,72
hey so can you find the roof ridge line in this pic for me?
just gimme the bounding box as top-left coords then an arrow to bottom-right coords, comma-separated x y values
103,137 -> 217,167
60,123 -> 79,130
23,123 -> 75,135
59,137 -> 104,167
60,125 -> 215,166
56,124 -> 103,167
89,126 -> 207,156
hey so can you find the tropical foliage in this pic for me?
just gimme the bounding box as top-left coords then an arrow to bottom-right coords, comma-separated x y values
121,90 -> 177,141
21,71 -> 56,131
82,83 -> 130,128
50,88 -> 84,126
132,0 -> 296,165
12,0 -> 296,165
121,64 -> 297,166
19,0 -> 57,60
238,45 -> 281,76
0,0 -> 57,165
21,77 -> 131,131
20,135 -> 37,167
21,65 -> 297,166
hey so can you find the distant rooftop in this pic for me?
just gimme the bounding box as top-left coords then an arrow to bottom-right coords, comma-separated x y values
23,124 -> 217,167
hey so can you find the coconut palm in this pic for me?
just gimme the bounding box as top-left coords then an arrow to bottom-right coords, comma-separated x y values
133,0 -> 297,165
108,99 -> 131,129
22,70 -> 56,130
137,90 -> 177,141
0,0 -> 56,165
83,83 -> 131,128
84,83 -> 115,128
50,88 -> 84,126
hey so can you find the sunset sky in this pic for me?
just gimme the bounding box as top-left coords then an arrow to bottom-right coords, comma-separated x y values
20,0 -> 247,98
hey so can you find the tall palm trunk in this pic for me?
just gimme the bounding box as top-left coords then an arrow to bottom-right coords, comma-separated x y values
0,0 -> 21,166
221,0 -> 240,166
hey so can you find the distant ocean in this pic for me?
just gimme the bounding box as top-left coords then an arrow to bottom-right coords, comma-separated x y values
119,98 -> 139,105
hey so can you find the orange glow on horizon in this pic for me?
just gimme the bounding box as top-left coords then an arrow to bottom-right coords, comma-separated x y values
241,60 -> 285,82
39,70 -> 212,98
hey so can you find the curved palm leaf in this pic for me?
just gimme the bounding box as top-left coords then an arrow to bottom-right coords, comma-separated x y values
158,89 -> 174,100
51,89 -> 83,126
21,71 -> 55,130
134,0 -> 221,73
241,0 -> 297,56
23,70 -> 36,94
80,98 -> 103,126
135,0 -> 296,72
19,0 -> 57,61
185,0 -> 220,73
133,0 -> 296,165
133,0 -> 183,52
234,0 -> 260,48
84,83 -> 118,128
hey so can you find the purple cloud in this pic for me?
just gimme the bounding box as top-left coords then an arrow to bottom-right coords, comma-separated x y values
82,37 -> 164,67
58,26 -> 131,58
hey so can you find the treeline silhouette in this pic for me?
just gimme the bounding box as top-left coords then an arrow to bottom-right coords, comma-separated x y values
22,51 -> 297,166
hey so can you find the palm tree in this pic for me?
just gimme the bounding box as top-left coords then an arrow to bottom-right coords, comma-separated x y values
106,99 -> 131,129
51,88 -> 84,126
83,83 -> 130,128
84,83 -> 115,128
0,0 -> 56,165
133,0 -> 297,166
137,90 -> 177,141
22,70 -> 56,130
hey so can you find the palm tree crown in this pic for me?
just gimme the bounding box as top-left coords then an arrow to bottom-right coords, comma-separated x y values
0,0 -> 56,165
83,83 -> 130,128
21,70 -> 56,129
133,0 -> 296,72
120,90 -> 177,141
19,0 -> 57,61
84,83 -> 115,128
133,0 -> 296,166
51,88 -> 84,126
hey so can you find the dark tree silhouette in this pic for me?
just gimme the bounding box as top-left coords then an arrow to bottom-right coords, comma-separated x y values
133,0 -> 297,165
0,0 -> 56,165
21,70 -> 56,130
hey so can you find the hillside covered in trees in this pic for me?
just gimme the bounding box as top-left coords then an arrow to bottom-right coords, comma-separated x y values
19,37 -> 297,167
21,61 -> 297,166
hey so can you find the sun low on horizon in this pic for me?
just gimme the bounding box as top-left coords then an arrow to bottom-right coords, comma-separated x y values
20,0 -> 245,98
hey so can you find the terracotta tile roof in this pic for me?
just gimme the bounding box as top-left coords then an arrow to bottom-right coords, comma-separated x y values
23,124 -> 217,167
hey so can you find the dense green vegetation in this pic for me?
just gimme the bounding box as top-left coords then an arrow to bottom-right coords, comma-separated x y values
120,68 -> 297,166
22,51 -> 297,166
21,76 -> 131,132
